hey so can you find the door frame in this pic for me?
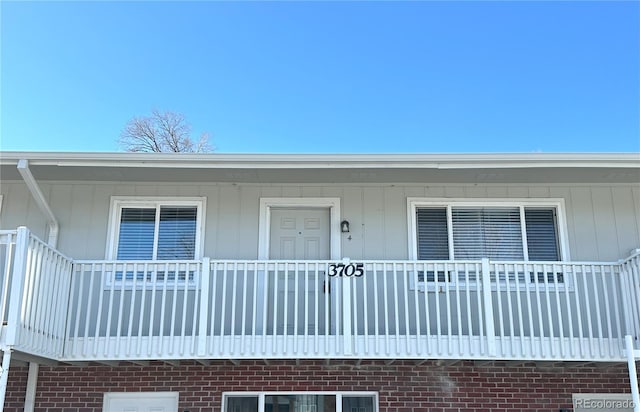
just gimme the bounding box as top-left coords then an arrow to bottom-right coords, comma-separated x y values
258,198 -> 342,260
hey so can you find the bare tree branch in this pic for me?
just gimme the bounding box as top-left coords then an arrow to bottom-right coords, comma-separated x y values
119,110 -> 214,153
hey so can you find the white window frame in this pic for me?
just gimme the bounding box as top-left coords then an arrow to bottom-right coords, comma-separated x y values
222,391 -> 379,412
407,197 -> 570,262
106,196 -> 206,260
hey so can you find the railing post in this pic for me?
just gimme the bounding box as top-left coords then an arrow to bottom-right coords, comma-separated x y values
5,227 -> 30,347
342,258 -> 353,355
0,349 -> 13,412
197,257 -> 211,356
481,258 -> 496,356
625,335 -> 640,412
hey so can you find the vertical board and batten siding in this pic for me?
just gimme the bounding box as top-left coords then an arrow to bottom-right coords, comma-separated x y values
0,181 -> 639,261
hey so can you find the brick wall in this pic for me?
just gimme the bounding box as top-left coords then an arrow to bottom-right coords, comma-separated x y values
4,360 -> 636,411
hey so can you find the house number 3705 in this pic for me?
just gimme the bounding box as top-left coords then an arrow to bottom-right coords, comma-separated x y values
327,263 -> 364,277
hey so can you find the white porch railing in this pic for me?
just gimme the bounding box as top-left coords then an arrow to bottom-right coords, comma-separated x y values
0,228 -> 73,359
1,227 -> 639,362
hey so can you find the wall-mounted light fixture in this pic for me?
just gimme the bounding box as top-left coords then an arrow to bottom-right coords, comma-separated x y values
341,220 -> 350,233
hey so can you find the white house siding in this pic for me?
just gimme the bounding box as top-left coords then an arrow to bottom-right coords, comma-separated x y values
0,181 -> 639,262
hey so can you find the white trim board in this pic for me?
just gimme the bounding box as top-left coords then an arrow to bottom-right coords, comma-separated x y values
258,197 -> 342,260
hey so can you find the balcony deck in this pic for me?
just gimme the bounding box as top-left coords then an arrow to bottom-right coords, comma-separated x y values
1,227 -> 639,363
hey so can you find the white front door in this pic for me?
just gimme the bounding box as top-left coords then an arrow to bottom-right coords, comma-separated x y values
269,208 -> 331,260
103,392 -> 179,412
268,207 -> 331,334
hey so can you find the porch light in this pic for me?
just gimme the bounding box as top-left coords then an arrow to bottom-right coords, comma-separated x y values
341,220 -> 350,233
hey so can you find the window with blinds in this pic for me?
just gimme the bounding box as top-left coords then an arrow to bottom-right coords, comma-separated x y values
415,205 -> 560,262
115,204 -> 199,260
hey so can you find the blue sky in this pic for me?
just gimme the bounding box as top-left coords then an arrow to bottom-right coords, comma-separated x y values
1,1 -> 639,153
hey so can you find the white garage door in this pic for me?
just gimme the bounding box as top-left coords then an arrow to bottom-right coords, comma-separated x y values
103,392 -> 179,412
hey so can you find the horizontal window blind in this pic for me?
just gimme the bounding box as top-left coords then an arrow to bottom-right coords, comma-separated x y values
157,206 -> 197,260
452,207 -> 524,260
525,208 -> 560,261
116,205 -> 198,260
117,208 -> 155,260
416,207 -> 449,260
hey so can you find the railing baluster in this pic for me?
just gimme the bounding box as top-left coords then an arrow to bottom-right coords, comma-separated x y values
551,263 -> 565,358
434,262 -> 442,356
542,263 -> 555,358
115,259 -> 128,358
272,262 -> 278,355
531,263 -> 545,358
382,262 -> 389,355
197,260 -> 209,357
315,263 -> 321,355
283,262 -> 289,355
261,262 -> 269,356
220,262 -> 229,356
443,262 -> 452,356
602,265 -> 616,358
137,262 -> 148,357
481,259 -> 496,357
209,261 -> 219,355
463,263 -> 471,356
504,263 -> 516,358
494,262 -> 505,358
581,264 -> 596,358
562,262 -> 575,359
241,261 -> 248,356
411,262 -> 420,357
454,262 -> 463,358
126,263 -> 139,357
68,263 -> 82,358
169,262 -> 179,356
303,262 -> 309,355
522,262 -> 535,357
629,256 -> 640,337
592,264 -> 605,358
179,263 -> 189,355
373,262 -> 380,356
230,261 -> 239,356
0,233 -> 15,325
81,263 -> 94,357
250,262 -> 258,356
363,262 -> 370,356
146,263 -> 157,357
293,262 -> 299,355
93,263 -> 106,357
25,240 -> 42,350
351,261 -> 359,356
572,264 -> 586,358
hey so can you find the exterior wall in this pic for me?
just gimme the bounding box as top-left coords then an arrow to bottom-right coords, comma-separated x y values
4,360 -> 636,412
1,181 -> 639,261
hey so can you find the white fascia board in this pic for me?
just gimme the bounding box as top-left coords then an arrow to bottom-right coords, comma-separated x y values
0,151 -> 639,169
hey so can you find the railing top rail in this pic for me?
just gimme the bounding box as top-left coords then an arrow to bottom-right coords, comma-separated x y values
620,248 -> 640,264
0,230 -> 17,245
73,259 -> 202,264
70,258 -> 629,266
26,232 -> 74,261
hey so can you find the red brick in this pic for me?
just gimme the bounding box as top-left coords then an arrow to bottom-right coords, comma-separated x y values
2,360 -> 637,412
